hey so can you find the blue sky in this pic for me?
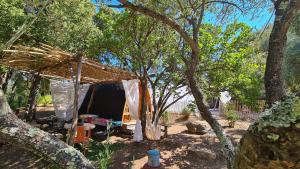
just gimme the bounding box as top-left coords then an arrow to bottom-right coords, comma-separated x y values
237,11 -> 274,31
94,0 -> 274,31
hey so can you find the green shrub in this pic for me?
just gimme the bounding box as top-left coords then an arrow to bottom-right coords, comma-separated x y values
98,142 -> 113,169
181,107 -> 191,120
162,111 -> 171,124
187,102 -> 196,113
225,110 -> 239,127
257,95 -> 300,131
37,95 -> 52,106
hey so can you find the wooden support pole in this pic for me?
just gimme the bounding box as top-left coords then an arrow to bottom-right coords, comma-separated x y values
25,72 -> 42,122
67,55 -> 83,146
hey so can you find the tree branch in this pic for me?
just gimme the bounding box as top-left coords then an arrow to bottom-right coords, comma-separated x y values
161,91 -> 190,113
117,0 -> 199,54
205,0 -> 244,13
107,4 -> 125,8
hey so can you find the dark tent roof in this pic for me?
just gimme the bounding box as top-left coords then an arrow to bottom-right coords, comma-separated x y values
78,83 -> 126,121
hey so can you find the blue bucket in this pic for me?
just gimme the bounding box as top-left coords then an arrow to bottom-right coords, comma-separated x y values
147,149 -> 160,167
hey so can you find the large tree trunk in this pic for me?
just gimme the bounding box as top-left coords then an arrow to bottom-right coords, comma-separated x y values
265,0 -> 300,106
185,67 -> 235,169
25,73 -> 41,121
0,90 -> 95,169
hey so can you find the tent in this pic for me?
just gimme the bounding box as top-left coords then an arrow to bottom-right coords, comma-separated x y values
1,44 -> 161,141
78,83 -> 126,122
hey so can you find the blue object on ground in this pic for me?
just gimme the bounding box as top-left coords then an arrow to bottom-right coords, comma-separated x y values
147,149 -> 160,167
111,121 -> 122,127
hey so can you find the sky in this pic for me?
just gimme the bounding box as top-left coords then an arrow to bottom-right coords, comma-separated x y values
94,0 -> 274,30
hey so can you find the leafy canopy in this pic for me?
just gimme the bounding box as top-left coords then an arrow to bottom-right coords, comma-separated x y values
197,22 -> 264,108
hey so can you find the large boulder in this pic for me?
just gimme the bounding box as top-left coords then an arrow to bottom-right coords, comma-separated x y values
188,145 -> 216,161
235,95 -> 300,169
186,121 -> 207,135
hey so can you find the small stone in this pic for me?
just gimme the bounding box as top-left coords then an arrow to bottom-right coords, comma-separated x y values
42,124 -> 49,128
186,122 -> 207,135
189,146 -> 216,161
295,123 -> 300,129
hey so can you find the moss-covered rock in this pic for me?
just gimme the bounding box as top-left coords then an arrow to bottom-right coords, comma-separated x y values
235,95 -> 300,169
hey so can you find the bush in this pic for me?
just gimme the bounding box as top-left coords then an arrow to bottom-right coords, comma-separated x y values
37,95 -> 52,106
187,102 -> 197,113
225,110 -> 239,128
181,107 -> 191,120
161,111 -> 171,124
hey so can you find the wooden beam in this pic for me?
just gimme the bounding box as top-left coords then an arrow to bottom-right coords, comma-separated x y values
67,55 -> 83,146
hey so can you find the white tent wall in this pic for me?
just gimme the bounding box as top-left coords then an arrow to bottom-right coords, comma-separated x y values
50,80 -> 90,121
149,86 -> 195,113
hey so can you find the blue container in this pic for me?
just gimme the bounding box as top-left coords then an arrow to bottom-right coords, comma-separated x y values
147,149 -> 160,167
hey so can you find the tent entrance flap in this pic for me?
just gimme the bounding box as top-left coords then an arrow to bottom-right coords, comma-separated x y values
78,83 -> 126,121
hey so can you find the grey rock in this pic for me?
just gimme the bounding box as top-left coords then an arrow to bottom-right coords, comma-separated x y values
186,121 -> 207,135
189,146 -> 217,161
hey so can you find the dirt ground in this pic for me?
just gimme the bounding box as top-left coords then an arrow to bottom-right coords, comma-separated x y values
108,115 -> 251,169
0,114 -> 251,169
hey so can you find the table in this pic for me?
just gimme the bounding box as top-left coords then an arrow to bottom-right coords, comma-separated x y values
64,123 -> 95,138
80,114 -> 98,123
79,114 -> 98,119
83,123 -> 95,130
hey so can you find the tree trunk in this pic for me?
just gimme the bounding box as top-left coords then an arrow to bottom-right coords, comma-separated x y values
68,56 -> 83,146
25,73 -> 41,121
265,0 -> 300,106
8,73 -> 22,103
1,68 -> 14,93
0,90 -> 95,169
185,66 -> 235,169
150,85 -> 157,124
140,77 -> 148,139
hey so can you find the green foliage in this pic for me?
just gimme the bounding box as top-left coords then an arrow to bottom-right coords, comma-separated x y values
86,140 -> 124,169
85,123 -> 122,169
181,107 -> 191,120
266,133 -> 280,142
161,111 -> 171,124
7,73 -> 30,110
224,110 -> 239,122
283,31 -> 300,93
0,0 -> 100,55
98,142 -> 113,169
258,95 -> 300,131
0,0 -> 26,47
197,22 -> 264,109
224,104 -> 239,127
187,102 -> 197,113
37,95 -> 52,106
96,5 -> 187,124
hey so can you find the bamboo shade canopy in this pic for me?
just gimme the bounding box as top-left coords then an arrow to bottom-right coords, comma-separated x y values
1,44 -> 136,83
